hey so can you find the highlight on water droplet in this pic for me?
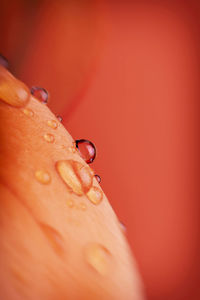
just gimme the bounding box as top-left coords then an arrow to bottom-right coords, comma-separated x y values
87,186 -> 103,205
0,54 -> 9,69
30,86 -> 48,104
0,66 -> 30,107
66,199 -> 74,208
94,174 -> 101,183
55,160 -> 93,196
40,223 -> 64,255
43,133 -> 55,143
47,119 -> 58,129
23,108 -> 34,117
35,170 -> 51,184
84,243 -> 111,275
57,115 -> 63,122
120,222 -> 126,233
75,139 -> 96,164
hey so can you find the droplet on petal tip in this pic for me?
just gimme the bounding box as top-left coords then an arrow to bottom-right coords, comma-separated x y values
30,86 -> 48,104
75,139 -> 96,164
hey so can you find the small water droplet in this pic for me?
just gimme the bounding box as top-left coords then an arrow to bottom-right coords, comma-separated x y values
30,86 -> 48,104
47,119 -> 58,129
55,160 -> 93,196
85,243 -> 110,275
40,223 -> 64,255
57,115 -> 63,122
23,108 -> 34,117
120,222 -> 126,233
0,66 -> 30,107
35,170 -> 51,184
75,139 -> 96,164
77,202 -> 87,210
43,133 -> 55,143
66,199 -> 74,208
68,146 -> 76,153
87,186 -> 103,205
94,174 -> 101,183
0,54 -> 9,69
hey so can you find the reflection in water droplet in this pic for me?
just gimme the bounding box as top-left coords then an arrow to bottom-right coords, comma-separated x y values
57,115 -> 63,122
23,108 -> 34,117
35,170 -> 51,184
94,174 -> 101,183
87,186 -> 103,205
0,54 -> 9,69
40,223 -> 64,255
30,86 -> 48,104
66,199 -> 74,208
85,243 -> 110,275
56,160 -> 93,196
43,133 -> 55,143
0,66 -> 30,107
75,139 -> 96,164
47,119 -> 58,129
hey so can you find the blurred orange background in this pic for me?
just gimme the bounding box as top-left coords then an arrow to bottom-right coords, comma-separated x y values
1,0 -> 200,299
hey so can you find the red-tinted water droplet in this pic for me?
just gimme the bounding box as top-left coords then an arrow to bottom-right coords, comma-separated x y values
0,54 -> 9,69
75,139 -> 96,164
57,115 -> 63,122
94,174 -> 101,183
31,86 -> 48,104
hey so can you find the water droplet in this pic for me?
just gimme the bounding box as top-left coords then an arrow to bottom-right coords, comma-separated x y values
120,222 -> 126,233
47,119 -> 58,129
66,199 -> 74,208
0,66 -> 30,107
68,146 -> 76,153
30,86 -> 48,104
94,174 -> 101,183
23,108 -> 34,117
85,243 -> 110,275
77,202 -> 87,210
87,186 -> 103,205
43,133 -> 55,143
75,139 -> 96,164
35,170 -> 51,184
57,115 -> 63,122
0,54 -> 9,69
40,223 -> 64,255
55,160 -> 93,196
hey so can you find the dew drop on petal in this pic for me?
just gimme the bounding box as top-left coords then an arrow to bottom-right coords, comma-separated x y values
23,108 -> 34,117
35,170 -> 51,184
55,160 -> 93,196
30,86 -> 48,104
120,222 -> 126,233
94,174 -> 101,183
43,133 -> 55,143
57,115 -> 63,122
40,223 -> 64,255
87,186 -> 103,205
84,243 -> 111,275
47,119 -> 58,129
66,199 -> 74,208
75,139 -> 96,164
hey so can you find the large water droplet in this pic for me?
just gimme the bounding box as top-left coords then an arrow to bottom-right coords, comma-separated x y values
85,243 -> 110,275
40,223 -> 64,255
47,119 -> 58,129
35,170 -> 51,184
87,186 -> 103,205
55,160 -> 93,196
43,133 -> 55,143
30,86 -> 48,104
0,66 -> 30,107
23,108 -> 34,117
94,174 -> 101,183
75,139 -> 96,164
0,54 -> 9,69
